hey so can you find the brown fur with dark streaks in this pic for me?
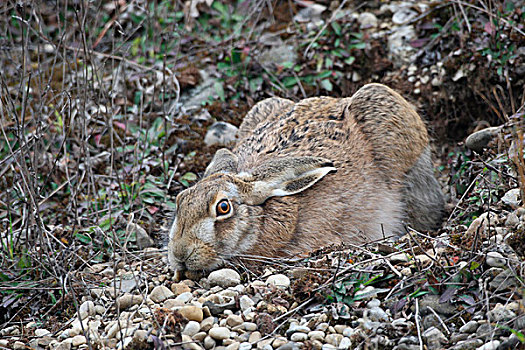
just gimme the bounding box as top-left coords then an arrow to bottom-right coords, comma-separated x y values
168,84 -> 444,275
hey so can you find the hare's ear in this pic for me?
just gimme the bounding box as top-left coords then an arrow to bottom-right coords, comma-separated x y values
237,157 -> 336,205
204,148 -> 238,177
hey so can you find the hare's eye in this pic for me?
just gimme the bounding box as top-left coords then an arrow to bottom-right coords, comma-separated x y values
216,199 -> 231,216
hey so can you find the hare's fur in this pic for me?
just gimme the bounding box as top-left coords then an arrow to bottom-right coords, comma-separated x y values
168,84 -> 444,273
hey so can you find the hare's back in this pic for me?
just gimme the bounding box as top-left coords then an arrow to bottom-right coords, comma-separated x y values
234,97 -> 367,168
235,84 -> 429,177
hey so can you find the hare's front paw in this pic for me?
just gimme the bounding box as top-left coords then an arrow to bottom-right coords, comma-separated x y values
173,269 -> 204,281
185,270 -> 204,281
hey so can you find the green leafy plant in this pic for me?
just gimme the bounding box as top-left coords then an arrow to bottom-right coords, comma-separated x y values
327,272 -> 393,305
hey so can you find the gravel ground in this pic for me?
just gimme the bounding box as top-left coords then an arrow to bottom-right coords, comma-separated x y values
2,199 -> 523,350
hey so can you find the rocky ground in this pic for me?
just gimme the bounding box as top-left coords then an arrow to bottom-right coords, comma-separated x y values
1,1 -> 524,349
2,201 -> 524,350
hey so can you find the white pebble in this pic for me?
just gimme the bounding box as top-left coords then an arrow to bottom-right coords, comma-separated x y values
209,327 -> 231,340
486,252 -> 506,267
71,335 -> 87,346
208,269 -> 241,288
291,333 -> 308,342
183,321 -> 201,337
266,274 -> 290,289
476,340 -> 500,350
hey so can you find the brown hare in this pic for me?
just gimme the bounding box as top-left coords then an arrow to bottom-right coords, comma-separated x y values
168,83 -> 444,275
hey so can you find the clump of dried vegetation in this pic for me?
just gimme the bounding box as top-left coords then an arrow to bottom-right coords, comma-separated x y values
0,0 -> 524,334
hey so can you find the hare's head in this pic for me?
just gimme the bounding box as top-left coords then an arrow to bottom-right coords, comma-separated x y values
168,148 -> 336,275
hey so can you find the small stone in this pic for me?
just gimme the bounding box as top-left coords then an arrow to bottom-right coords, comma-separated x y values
240,296 -> 255,312
277,343 -> 301,350
366,299 -> 381,308
286,325 -> 311,337
176,292 -> 194,303
450,333 -> 469,343
259,45 -> 298,70
451,339 -> 483,350
0,340 -> 8,347
489,269 -> 518,290
134,329 -> 149,342
486,252 -> 506,267
505,212 -> 520,228
459,320 -> 479,333
419,295 -> 456,316
476,323 -> 496,339
272,337 -> 288,348
308,331 -> 325,341
208,269 -> 241,288
95,305 -> 105,314
78,300 -> 95,320
257,339 -> 273,350
333,325 -> 346,334
502,189 -> 521,208
398,336 -> 418,345
290,333 -> 308,341
322,345 -> 337,350
243,322 -> 257,331
183,321 -> 201,337
310,340 -> 323,350
204,122 -> 239,147
466,213 -> 495,236
209,327 -> 231,340
227,314 -> 244,327
150,285 -> 175,303
367,307 -> 388,322
392,8 -> 417,24
13,342 -> 26,350
453,66 -> 466,81
316,323 -> 329,332
128,222 -> 154,249
476,340 -> 500,350
249,331 -> 261,343
342,328 -> 353,337
487,303 -> 516,321
164,299 -> 185,309
71,335 -> 87,346
172,282 -> 192,296
225,342 -> 240,350
194,332 -> 207,342
358,12 -> 378,28
514,315 -> 525,330
117,294 -> 143,309
35,328 -> 51,337
498,335 -> 520,350
465,126 -> 501,153
353,286 -> 378,300
390,253 -> 410,263
420,76 -> 430,84
338,337 -> 351,350
431,77 -> 442,87
182,334 -> 205,350
204,336 -> 216,350
325,334 -> 343,347
239,342 -> 252,350
201,317 -> 215,332
180,305 -> 204,322
422,327 -> 447,349
266,274 -> 290,289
